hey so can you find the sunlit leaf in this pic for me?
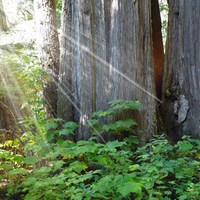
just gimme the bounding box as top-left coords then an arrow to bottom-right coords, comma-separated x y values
129,164 -> 140,171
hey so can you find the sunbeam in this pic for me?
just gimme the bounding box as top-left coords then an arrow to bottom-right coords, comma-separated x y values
61,32 -> 162,104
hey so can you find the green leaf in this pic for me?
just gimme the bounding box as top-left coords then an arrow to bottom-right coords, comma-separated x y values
117,182 -> 142,196
179,195 -> 188,200
35,166 -> 52,174
107,140 -> 125,148
34,181 -> 45,189
10,168 -> 27,175
164,191 -> 172,195
24,156 -> 38,165
92,193 -> 110,199
92,110 -> 104,117
59,129 -> 74,136
12,155 -> 24,164
63,121 -> 80,131
123,101 -> 143,110
178,142 -> 194,151
70,161 -> 88,173
124,136 -> 139,145
129,164 -> 140,171
23,177 -> 37,186
51,160 -> 65,171
115,119 -> 137,128
44,123 -> 58,131
102,123 -> 117,132
108,99 -> 124,106
87,119 -> 99,127
46,132 -> 55,141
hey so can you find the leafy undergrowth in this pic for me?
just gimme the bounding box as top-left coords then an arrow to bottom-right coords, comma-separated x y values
0,100 -> 200,200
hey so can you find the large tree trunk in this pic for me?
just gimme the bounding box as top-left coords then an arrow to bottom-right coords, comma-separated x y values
34,0 -> 60,118
0,0 -> 7,30
162,0 -> 200,142
59,0 -> 158,145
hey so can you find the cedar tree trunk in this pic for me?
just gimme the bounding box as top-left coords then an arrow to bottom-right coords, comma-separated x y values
162,0 -> 200,142
34,0 -> 60,118
59,0 -> 158,145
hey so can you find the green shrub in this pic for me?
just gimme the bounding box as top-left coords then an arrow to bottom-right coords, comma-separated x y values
2,100 -> 200,200
7,100 -> 142,200
136,135 -> 200,199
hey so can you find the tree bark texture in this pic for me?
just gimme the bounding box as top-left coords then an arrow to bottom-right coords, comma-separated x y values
34,0 -> 60,118
0,0 -> 7,30
59,0 -> 157,144
162,0 -> 200,141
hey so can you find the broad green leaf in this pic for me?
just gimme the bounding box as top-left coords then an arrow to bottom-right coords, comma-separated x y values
169,181 -> 176,184
70,161 -> 88,173
179,195 -> 188,200
124,136 -> 139,144
34,181 -> 45,189
117,182 -> 142,196
115,119 -> 137,128
96,155 -> 109,165
102,123 -> 117,131
108,99 -> 124,106
23,177 -> 37,186
104,108 -> 118,116
92,193 -> 110,199
44,123 -> 58,131
124,101 -> 143,110
87,119 -> 99,127
107,140 -> 125,148
35,166 -> 52,174
164,191 -> 172,195
92,110 -> 104,117
46,132 -> 55,141
10,168 -> 27,175
24,156 -> 38,165
1,164 -> 13,170
63,121 -> 80,131
129,164 -> 140,171
178,142 -> 194,151
59,129 -> 74,136
51,160 -> 65,171
12,155 -> 24,164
